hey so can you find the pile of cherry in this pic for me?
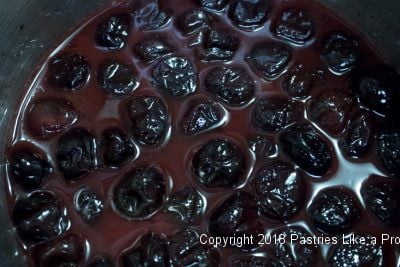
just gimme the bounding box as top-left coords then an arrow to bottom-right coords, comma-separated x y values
6,0 -> 400,266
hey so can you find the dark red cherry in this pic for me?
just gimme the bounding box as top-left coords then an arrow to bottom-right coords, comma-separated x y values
209,191 -> 263,250
228,0 -> 272,30
123,232 -> 170,266
56,128 -> 99,180
192,139 -> 246,188
246,42 -> 292,80
12,191 -> 69,243
273,8 -> 315,44
113,165 -> 166,219
321,31 -> 360,74
133,34 -> 176,63
95,14 -> 130,50
308,188 -> 361,234
32,234 -> 86,267
10,148 -> 52,190
27,99 -> 77,138
253,159 -> 306,221
279,123 -> 333,176
128,96 -> 169,146
48,53 -> 89,90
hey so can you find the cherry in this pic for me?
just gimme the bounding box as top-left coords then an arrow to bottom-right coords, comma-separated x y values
328,234 -> 384,267
113,165 -> 166,219
179,97 -> 225,135
98,59 -> 138,96
175,8 -> 213,35
204,66 -> 255,105
48,53 -> 89,90
197,0 -> 229,11
208,191 -> 263,250
307,88 -> 356,136
123,232 -> 170,266
271,226 -> 320,266
247,135 -> 277,159
246,41 -> 292,80
74,188 -> 104,222
273,8 -> 315,44
10,148 -> 51,190
251,94 -> 302,133
196,27 -> 239,62
228,0 -> 271,30
128,95 -> 169,146
377,128 -> 400,175
339,113 -> 373,158
321,31 -> 360,74
56,128 -> 99,180
95,14 -> 130,50
102,128 -> 136,167
231,255 -> 283,266
133,0 -> 171,31
281,64 -> 324,99
152,56 -> 197,97
253,159 -> 306,221
308,188 -> 360,234
12,191 -> 69,242
133,34 -> 176,63
166,187 -> 204,224
192,139 -> 246,188
352,66 -> 400,119
27,98 -> 77,138
169,229 -> 220,266
279,123 -> 333,176
361,176 -> 400,226
32,234 -> 85,267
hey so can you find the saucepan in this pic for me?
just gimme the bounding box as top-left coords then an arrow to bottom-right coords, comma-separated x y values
0,0 -> 399,265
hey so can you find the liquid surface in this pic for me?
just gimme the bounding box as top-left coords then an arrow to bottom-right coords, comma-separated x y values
5,0 -> 400,266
